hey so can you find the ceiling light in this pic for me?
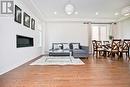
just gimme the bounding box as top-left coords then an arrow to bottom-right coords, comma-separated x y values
96,12 -> 99,15
114,12 -> 119,16
64,0 -> 76,15
121,6 -> 130,16
54,11 -> 57,15
124,13 -> 130,16
65,3 -> 74,15
74,11 -> 78,14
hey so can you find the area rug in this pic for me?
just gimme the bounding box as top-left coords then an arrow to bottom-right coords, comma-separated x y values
30,56 -> 85,65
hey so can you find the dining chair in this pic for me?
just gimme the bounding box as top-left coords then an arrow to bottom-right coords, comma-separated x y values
92,40 -> 104,58
108,39 -> 121,59
102,41 -> 110,57
92,40 -> 97,56
96,41 -> 104,57
120,39 -> 130,59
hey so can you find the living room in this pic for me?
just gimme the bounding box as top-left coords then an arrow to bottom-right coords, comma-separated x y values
1,0 -> 130,87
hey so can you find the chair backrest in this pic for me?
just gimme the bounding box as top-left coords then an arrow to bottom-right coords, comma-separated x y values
111,39 -> 121,51
122,39 -> 130,51
92,40 -> 97,50
96,41 -> 102,48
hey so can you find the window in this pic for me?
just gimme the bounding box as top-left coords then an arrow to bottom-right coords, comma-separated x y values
92,26 -> 99,40
92,24 -> 110,41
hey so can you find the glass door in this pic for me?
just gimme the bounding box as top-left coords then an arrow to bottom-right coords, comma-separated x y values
92,24 -> 109,41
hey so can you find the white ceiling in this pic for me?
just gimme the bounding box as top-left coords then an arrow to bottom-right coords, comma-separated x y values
29,0 -> 130,21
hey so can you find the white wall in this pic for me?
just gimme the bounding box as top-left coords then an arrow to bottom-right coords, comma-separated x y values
45,22 -> 88,51
42,22 -> 47,54
0,0 -> 43,75
116,17 -> 130,39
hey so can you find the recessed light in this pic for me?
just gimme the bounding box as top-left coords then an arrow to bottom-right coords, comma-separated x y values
114,12 -> 119,16
124,13 -> 130,16
74,11 -> 78,14
96,12 -> 99,15
54,11 -> 57,15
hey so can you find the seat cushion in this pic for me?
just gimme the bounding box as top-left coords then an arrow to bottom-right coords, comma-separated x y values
72,49 -> 89,58
97,48 -> 104,51
49,49 -> 70,56
73,49 -> 87,54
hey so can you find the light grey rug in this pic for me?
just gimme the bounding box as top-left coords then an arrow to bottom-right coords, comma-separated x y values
30,56 -> 84,65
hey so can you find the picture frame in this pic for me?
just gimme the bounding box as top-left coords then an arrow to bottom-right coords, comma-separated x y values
14,5 -> 22,24
23,12 -> 30,28
31,18 -> 35,30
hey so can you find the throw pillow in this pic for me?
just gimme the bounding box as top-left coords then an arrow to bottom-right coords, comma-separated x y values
53,44 -> 62,50
63,43 -> 70,49
72,44 -> 80,49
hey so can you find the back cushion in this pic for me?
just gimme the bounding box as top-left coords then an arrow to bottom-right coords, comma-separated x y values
63,43 -> 70,49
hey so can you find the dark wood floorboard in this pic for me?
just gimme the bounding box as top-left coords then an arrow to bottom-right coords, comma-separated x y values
0,55 -> 130,87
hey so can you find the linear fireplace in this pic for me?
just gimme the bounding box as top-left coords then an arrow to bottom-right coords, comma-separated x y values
17,35 -> 34,48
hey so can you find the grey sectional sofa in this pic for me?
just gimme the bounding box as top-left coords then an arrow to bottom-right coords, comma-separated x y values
49,43 -> 89,58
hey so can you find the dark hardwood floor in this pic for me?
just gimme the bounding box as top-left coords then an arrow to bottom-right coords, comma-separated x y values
0,55 -> 130,87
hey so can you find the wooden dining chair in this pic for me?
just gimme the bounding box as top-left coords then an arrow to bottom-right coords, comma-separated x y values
102,41 -> 110,57
92,40 -> 104,57
120,39 -> 130,59
96,41 -> 104,57
108,39 -> 121,59
92,40 -> 97,56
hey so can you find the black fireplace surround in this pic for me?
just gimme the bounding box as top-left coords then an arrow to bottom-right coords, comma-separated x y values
17,35 -> 34,48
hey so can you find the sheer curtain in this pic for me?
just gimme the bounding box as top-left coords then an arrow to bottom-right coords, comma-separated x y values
110,23 -> 118,39
87,22 -> 92,53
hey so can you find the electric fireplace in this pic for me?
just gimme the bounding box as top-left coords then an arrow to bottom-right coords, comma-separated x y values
17,35 -> 34,48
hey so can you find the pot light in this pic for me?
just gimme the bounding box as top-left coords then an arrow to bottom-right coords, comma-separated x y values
114,12 -> 119,16
96,12 -> 99,15
54,11 -> 57,15
124,13 -> 130,16
74,11 -> 78,14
